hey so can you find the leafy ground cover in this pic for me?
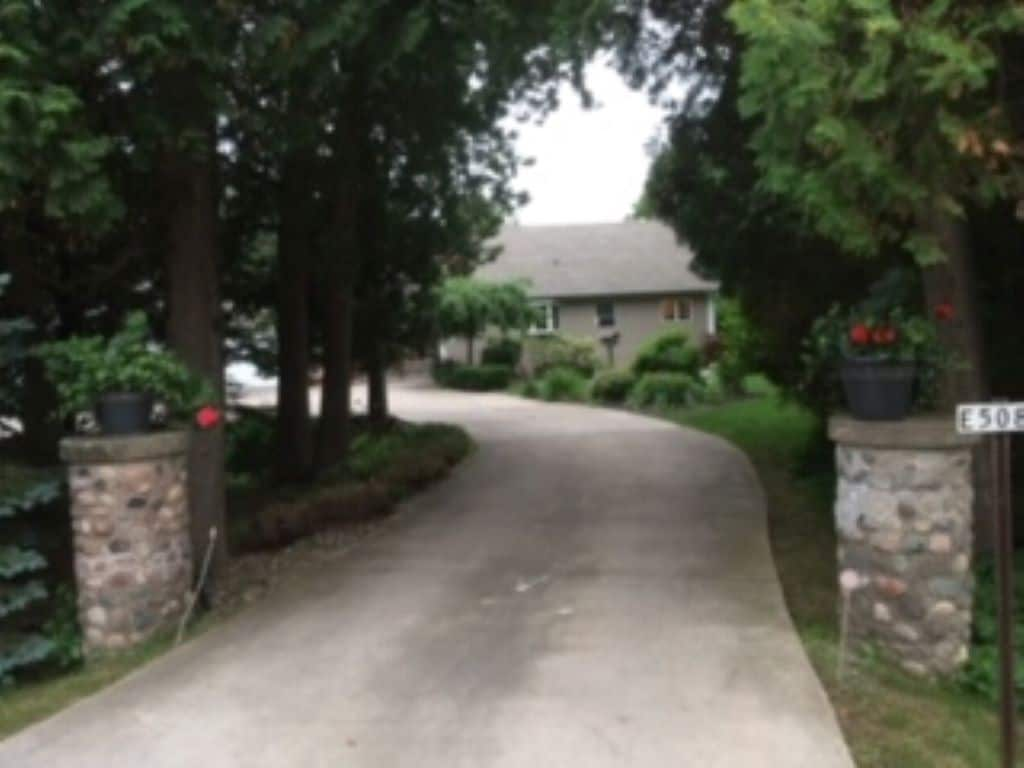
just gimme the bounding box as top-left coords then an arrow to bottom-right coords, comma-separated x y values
669,392 -> 1018,768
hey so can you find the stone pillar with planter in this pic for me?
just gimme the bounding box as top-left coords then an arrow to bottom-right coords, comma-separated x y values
61,431 -> 192,656
829,416 -> 979,676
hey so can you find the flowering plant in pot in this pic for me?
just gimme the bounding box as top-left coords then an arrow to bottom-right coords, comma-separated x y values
802,302 -> 950,421
36,312 -> 213,435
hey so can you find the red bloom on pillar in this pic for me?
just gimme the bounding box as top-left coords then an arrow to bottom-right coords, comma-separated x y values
195,405 -> 222,430
934,302 -> 955,322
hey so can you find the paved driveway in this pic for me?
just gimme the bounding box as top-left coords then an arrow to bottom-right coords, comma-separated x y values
2,381 -> 852,767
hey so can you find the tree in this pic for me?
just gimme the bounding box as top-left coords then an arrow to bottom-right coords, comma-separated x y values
620,0 -> 878,400
728,0 -> 1024,406
436,277 -> 495,365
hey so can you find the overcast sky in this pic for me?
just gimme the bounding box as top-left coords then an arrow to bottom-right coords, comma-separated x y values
506,57 -> 670,227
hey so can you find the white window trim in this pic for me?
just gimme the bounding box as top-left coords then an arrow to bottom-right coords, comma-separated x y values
595,300 -> 616,329
530,300 -> 558,335
707,296 -> 718,335
662,297 -> 692,322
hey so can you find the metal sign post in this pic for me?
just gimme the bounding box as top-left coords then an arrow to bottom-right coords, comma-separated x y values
957,403 -> 1018,768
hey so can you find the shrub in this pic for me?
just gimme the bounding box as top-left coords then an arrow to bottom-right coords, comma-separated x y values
629,372 -> 702,409
526,334 -> 601,377
518,379 -> 540,399
590,369 -> 636,404
717,298 -> 763,395
432,362 -> 512,391
226,411 -> 275,477
632,329 -> 701,377
0,478 -> 63,685
481,337 -> 522,368
537,366 -> 589,402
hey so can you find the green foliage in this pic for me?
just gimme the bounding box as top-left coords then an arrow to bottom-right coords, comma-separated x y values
436,278 -> 538,352
589,369 -> 636,404
435,277 -> 493,348
481,337 -> 522,368
0,477 -> 63,686
632,329 -> 701,377
226,412 -> 275,478
729,0 -> 1024,264
525,334 -> 601,377
959,554 -> 1024,710
485,281 -> 539,336
432,362 -> 512,392
42,585 -> 82,672
347,430 -> 411,482
537,366 -> 589,403
716,299 -> 762,395
35,312 -> 210,421
629,372 -> 702,410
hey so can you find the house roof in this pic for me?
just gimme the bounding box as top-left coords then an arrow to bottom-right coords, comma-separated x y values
476,220 -> 718,300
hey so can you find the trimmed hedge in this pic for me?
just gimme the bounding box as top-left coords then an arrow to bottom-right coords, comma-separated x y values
632,329 -> 701,377
628,372 -> 702,409
433,362 -> 512,391
481,338 -> 522,368
538,366 -> 589,402
590,369 -> 636,404
525,334 -> 600,377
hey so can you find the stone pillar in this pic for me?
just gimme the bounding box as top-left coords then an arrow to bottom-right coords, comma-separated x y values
829,416 -> 979,676
61,431 -> 192,656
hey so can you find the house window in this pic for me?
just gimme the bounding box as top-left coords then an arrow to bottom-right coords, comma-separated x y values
531,301 -> 559,334
661,297 -> 691,322
596,300 -> 616,328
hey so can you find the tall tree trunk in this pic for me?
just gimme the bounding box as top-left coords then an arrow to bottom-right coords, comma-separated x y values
315,278 -> 354,470
315,181 -> 359,472
367,327 -> 388,427
921,206 -> 992,551
161,144 -> 228,577
274,154 -> 314,482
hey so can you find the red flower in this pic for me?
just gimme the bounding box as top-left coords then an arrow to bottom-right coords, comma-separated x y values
849,324 -> 871,346
872,326 -> 897,346
195,405 -> 222,430
935,301 -> 955,322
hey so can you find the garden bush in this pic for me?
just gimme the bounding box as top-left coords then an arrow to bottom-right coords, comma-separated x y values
226,411 -> 275,477
432,362 -> 512,391
632,329 -> 701,377
525,334 -> 600,377
537,366 -> 589,402
716,298 -> 762,395
628,372 -> 703,409
481,337 -> 522,368
590,369 -> 636,404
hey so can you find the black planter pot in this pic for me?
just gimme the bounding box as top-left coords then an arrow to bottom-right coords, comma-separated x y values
840,358 -> 916,421
95,392 -> 153,435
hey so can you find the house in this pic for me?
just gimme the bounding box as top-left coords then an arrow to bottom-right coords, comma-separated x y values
450,220 -> 719,368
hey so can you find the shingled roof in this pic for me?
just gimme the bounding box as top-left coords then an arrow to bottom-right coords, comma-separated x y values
476,220 -> 718,299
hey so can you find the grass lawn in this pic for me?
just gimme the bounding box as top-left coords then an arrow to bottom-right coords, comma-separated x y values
668,393 -> 1016,767
0,617 -> 217,741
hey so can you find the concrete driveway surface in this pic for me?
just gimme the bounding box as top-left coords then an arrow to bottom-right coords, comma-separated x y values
1,380 -> 853,767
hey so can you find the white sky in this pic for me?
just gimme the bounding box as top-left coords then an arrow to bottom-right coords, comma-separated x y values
506,57 -> 670,226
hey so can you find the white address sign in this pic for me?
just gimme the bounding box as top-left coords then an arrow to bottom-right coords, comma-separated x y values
956,403 -> 1024,435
